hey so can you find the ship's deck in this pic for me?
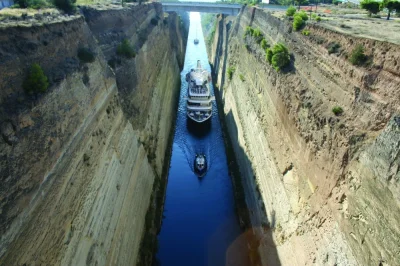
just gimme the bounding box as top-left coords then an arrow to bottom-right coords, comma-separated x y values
189,82 -> 209,95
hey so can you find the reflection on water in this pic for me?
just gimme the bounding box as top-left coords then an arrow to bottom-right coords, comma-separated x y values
156,12 -> 244,266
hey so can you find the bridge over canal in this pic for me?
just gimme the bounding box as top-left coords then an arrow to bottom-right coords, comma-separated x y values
161,1 -> 242,15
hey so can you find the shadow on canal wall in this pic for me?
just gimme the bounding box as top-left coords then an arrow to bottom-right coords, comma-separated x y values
224,110 -> 282,266
209,15 -> 281,263
212,64 -> 281,265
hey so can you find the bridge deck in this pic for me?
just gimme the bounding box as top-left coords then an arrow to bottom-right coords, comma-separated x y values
161,1 -> 242,15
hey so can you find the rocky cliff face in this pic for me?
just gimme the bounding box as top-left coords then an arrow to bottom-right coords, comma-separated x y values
0,3 -> 185,265
209,7 -> 400,265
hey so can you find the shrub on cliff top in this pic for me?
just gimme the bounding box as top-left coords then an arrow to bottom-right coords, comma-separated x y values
302,30 -> 310,36
15,0 -> 48,9
23,63 -> 49,95
266,48 -> 273,64
227,66 -> 236,80
271,43 -> 290,71
349,45 -> 367,66
266,43 -> 290,71
117,39 -> 136,59
53,0 -> 76,14
293,16 -> 304,31
327,42 -> 340,54
244,26 -> 254,37
295,11 -> 309,21
252,28 -> 262,38
260,38 -> 269,50
286,6 -> 296,17
252,28 -> 264,44
332,106 -> 344,116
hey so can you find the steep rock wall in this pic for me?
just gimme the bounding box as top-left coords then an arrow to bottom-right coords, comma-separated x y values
210,7 -> 400,266
0,3 -> 185,265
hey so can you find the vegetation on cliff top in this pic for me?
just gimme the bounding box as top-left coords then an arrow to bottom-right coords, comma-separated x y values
332,106 -> 344,116
349,44 -> 367,66
23,63 -> 49,95
360,0 -> 381,17
380,0 -> 400,20
266,43 -> 290,71
12,0 -> 49,9
227,66 -> 236,80
12,0 -> 76,13
286,5 -> 296,17
244,26 -> 268,47
360,0 -> 400,19
327,42 -> 341,54
243,25 -> 289,71
292,10 -> 309,31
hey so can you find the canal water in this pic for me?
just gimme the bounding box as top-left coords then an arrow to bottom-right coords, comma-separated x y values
156,13 -> 244,266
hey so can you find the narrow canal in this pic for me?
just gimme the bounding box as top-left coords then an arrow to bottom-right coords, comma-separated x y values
156,13 -> 245,266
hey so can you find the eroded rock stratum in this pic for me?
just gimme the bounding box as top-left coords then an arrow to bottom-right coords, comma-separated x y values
209,7 -> 400,266
0,3 -> 185,265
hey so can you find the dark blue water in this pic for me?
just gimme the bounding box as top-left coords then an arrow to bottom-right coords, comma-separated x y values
156,13 -> 244,266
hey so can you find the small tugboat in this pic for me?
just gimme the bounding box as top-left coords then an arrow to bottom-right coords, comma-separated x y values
194,154 -> 207,177
185,60 -> 213,123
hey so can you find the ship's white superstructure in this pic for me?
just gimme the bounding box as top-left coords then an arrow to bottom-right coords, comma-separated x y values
185,60 -> 213,123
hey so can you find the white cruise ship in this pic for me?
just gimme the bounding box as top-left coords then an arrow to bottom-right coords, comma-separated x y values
185,60 -> 213,123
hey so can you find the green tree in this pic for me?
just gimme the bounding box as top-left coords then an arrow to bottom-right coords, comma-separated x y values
227,66 -> 236,80
286,5 -> 296,16
266,48 -> 273,64
261,38 -> 269,50
53,0 -> 76,14
332,106 -> 343,116
14,0 -> 48,9
349,45 -> 367,66
295,0 -> 308,10
360,0 -> 380,17
23,64 -> 49,95
296,10 -> 309,20
293,15 -> 304,31
380,0 -> 400,20
267,43 -> 290,71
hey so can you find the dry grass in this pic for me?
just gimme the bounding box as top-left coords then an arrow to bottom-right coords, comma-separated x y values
0,7 -> 59,21
269,5 -> 400,45
319,16 -> 400,45
0,7 -> 81,28
0,7 -> 58,16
